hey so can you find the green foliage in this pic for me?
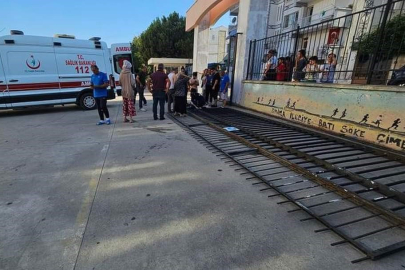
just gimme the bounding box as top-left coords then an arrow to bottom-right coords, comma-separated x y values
354,15 -> 405,58
131,12 -> 194,71
131,37 -> 143,72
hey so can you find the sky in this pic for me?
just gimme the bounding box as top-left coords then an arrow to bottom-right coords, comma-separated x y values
0,0 -> 230,46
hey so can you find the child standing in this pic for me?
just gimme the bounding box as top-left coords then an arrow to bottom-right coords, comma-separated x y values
276,57 -> 287,81
304,56 -> 320,83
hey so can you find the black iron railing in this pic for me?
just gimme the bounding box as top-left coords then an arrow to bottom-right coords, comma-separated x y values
246,0 -> 405,86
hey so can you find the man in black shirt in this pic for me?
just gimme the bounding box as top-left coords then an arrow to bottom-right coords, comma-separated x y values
210,68 -> 221,107
136,66 -> 148,111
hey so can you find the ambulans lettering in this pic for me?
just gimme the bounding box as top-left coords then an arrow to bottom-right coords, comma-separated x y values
81,81 -> 91,86
115,47 -> 131,52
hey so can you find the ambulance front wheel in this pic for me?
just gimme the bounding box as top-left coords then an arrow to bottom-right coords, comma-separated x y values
79,93 -> 96,110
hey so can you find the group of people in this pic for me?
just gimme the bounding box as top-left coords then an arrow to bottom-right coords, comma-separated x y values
263,49 -> 337,84
166,66 -> 198,117
89,61 -> 231,125
119,60 -> 149,123
89,60 -> 148,125
200,68 -> 230,108
148,64 -> 230,120
148,64 -> 198,120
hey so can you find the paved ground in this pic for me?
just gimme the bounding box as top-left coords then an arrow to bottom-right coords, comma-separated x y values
1,97 -> 405,270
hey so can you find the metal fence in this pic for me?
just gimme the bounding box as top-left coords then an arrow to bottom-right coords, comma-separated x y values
246,0 -> 405,86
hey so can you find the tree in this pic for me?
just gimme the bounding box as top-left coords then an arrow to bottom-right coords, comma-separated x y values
131,37 -> 143,71
131,12 -> 194,71
354,15 -> 405,59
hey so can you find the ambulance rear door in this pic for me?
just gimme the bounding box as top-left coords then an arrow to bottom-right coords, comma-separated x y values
110,43 -> 132,87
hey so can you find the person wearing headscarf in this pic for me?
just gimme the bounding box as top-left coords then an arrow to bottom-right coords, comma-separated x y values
173,72 -> 189,117
119,60 -> 136,123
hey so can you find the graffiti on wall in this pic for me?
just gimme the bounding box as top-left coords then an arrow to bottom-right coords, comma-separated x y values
242,83 -> 405,151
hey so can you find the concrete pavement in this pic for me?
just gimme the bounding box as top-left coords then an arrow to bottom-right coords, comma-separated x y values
1,97 -> 405,270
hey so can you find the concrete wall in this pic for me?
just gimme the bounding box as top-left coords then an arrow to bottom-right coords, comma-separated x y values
193,13 -> 211,75
217,30 -> 227,62
233,0 -> 269,104
208,26 -> 228,63
239,81 -> 405,152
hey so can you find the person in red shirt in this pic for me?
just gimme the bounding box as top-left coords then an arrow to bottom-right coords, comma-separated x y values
276,57 -> 287,81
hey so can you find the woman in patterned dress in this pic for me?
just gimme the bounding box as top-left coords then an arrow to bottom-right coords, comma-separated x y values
119,60 -> 136,123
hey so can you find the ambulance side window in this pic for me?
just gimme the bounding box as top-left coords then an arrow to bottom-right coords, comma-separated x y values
113,54 -> 132,74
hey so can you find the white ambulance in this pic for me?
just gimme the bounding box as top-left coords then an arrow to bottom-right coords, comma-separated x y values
0,31 -> 133,110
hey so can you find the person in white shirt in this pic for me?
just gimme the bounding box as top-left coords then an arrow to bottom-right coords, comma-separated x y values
320,53 -> 337,83
167,68 -> 178,113
263,49 -> 278,81
201,69 -> 208,100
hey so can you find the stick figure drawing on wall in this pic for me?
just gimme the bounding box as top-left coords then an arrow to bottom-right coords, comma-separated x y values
359,114 -> 369,124
340,109 -> 347,119
372,115 -> 383,128
331,108 -> 339,117
286,98 -> 291,108
388,118 -> 401,130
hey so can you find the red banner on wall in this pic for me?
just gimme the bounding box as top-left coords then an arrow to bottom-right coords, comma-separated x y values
328,28 -> 340,45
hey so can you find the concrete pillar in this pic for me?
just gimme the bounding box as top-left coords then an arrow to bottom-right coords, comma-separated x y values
232,0 -> 269,104
193,13 -> 211,75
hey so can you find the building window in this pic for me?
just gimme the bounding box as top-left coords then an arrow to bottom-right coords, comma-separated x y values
277,6 -> 280,21
302,37 -> 308,49
283,16 -> 288,28
283,12 -> 298,28
307,6 -> 314,24
277,6 -> 282,21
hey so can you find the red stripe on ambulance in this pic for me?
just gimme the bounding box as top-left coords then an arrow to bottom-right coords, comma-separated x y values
6,81 -> 91,91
